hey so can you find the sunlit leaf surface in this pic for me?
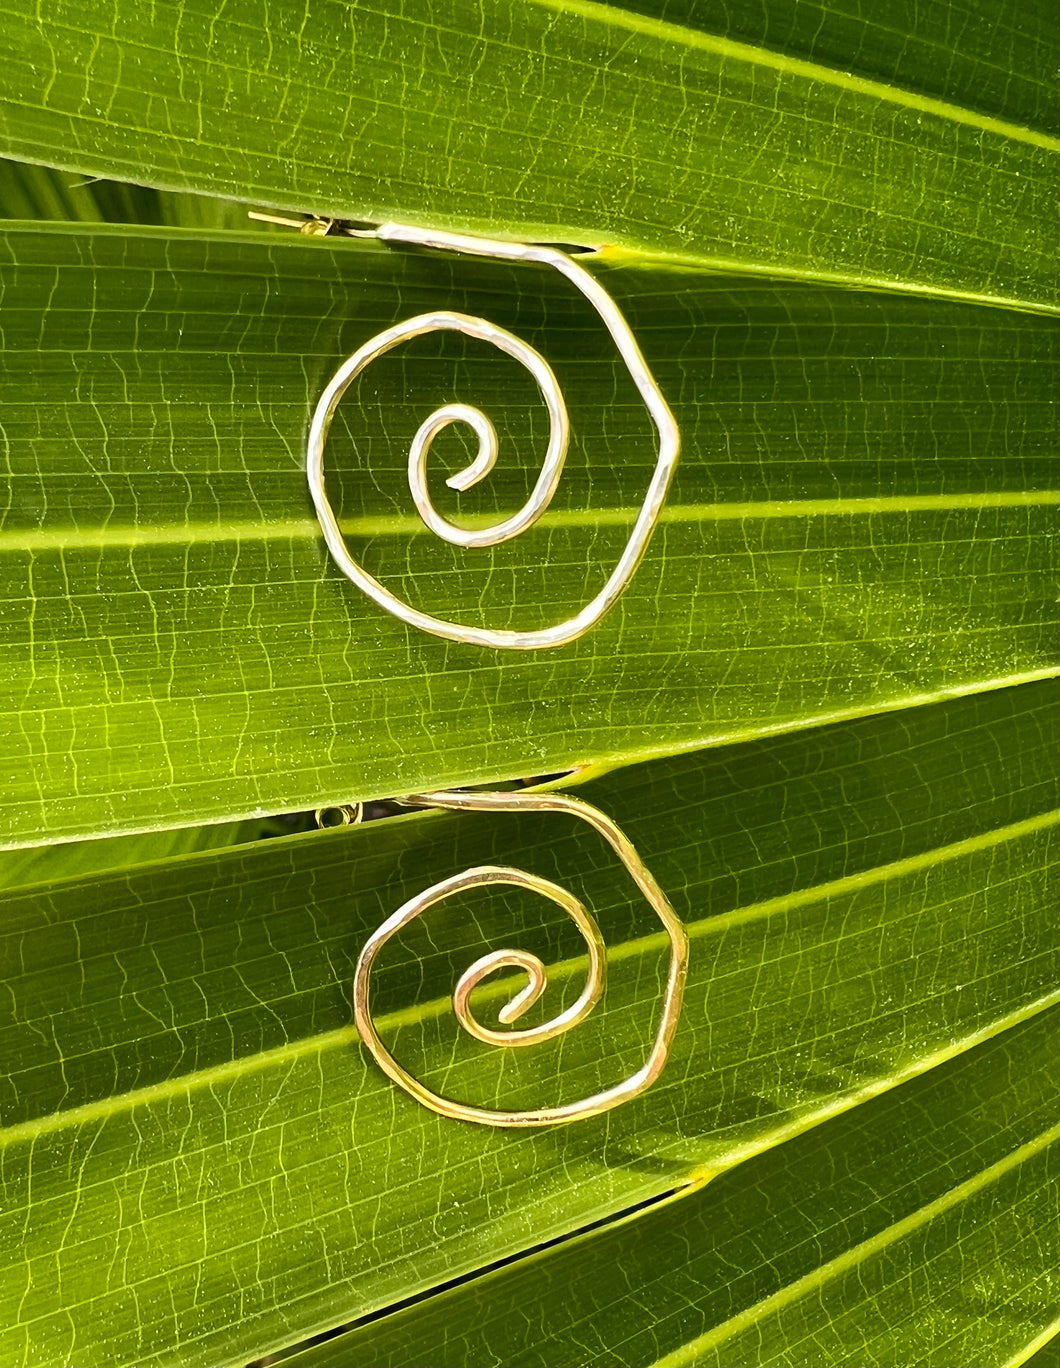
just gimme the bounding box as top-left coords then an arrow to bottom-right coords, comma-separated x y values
0,680 -> 1054,1365
279,1011 -> 1060,1368
0,0 -> 1056,304
1,224 -> 1055,843
0,2 -> 1055,1364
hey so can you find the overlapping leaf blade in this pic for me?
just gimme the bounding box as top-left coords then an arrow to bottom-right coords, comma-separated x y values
0,0 -> 1056,304
0,156 -> 255,230
276,1011 -> 1060,1368
0,812 -> 297,888
0,3 -> 1055,1365
1,224 -> 1055,844
0,680 -> 1054,1366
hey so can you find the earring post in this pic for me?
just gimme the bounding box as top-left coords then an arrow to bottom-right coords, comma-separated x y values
247,210 -> 315,229
247,210 -> 340,236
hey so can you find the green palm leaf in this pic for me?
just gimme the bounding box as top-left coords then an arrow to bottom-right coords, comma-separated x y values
1,223 -> 1055,843
278,1011 -> 1060,1368
1,680 -> 1055,1365
0,0 -> 1056,304
0,0 -> 1056,1363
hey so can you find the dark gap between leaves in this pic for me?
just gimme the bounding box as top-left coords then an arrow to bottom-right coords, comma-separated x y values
250,1183 -> 684,1367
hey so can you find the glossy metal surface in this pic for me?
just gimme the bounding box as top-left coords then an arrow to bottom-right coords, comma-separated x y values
305,222 -> 680,649
352,787 -> 689,1127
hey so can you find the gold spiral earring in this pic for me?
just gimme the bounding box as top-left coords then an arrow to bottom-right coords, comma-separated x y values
351,787 -> 688,1128
256,213 -> 688,1121
298,219 -> 680,650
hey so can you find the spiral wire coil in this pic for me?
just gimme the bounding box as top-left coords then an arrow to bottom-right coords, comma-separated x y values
304,221 -> 680,649
274,211 -> 689,1122
351,787 -> 689,1127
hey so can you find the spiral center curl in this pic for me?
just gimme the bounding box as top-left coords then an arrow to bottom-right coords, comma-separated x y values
403,314 -> 570,549
447,868 -> 607,1047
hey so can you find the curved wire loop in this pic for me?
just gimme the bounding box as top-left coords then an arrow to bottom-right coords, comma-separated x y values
352,787 -> 689,1127
306,222 -> 681,650
315,802 -> 363,828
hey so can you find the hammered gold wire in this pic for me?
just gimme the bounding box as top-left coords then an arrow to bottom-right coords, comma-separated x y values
299,220 -> 680,650
257,211 -> 687,1121
314,802 -> 363,828
352,787 -> 689,1128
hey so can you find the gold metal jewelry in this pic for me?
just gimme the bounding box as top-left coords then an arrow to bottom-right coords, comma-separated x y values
314,802 -> 363,828
288,218 -> 680,650
352,787 -> 688,1127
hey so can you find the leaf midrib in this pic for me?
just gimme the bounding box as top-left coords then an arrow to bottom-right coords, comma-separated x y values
529,0 -> 1059,151
1008,1324 -> 1060,1368
651,1125 -> 1060,1367
2,491 -> 1057,554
